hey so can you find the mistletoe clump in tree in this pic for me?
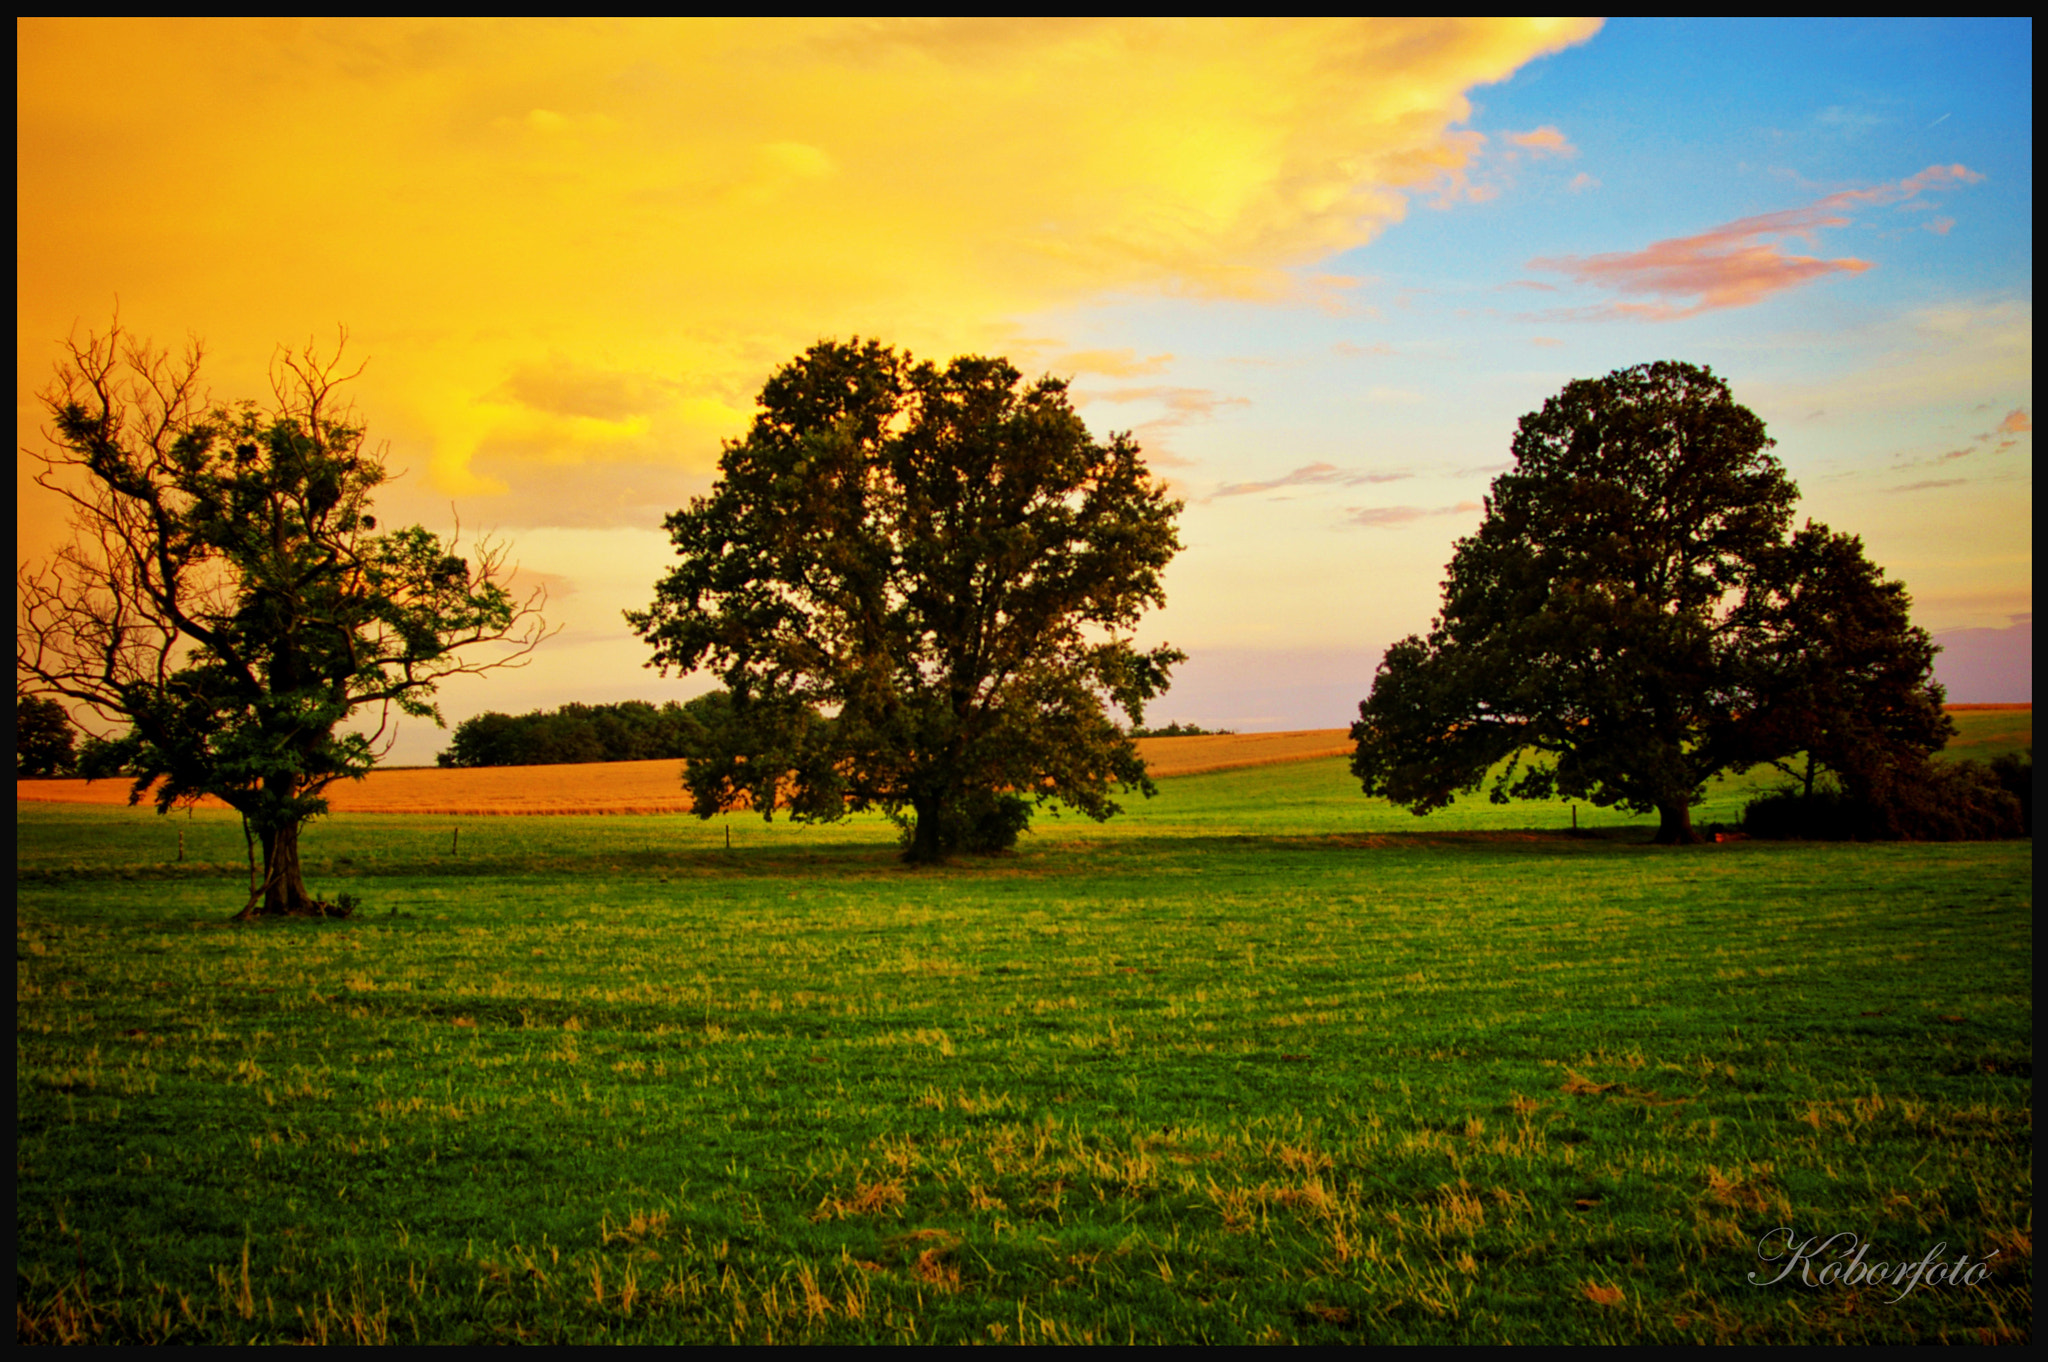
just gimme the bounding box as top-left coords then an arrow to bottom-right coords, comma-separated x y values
1351,360 -> 1953,844
17,322 -> 549,917
628,339 -> 1184,862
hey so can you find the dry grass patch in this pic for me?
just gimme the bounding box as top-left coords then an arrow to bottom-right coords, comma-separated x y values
811,1176 -> 908,1222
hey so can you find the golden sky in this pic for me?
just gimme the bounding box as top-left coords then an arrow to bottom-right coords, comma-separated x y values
19,17 -> 1596,533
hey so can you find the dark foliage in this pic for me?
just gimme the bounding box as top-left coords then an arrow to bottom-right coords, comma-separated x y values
437,699 -> 714,768
1989,749 -> 2032,835
16,694 -> 78,778
902,789 -> 1037,858
1352,361 -> 1950,845
1725,523 -> 1953,801
1743,759 -> 2024,842
629,339 -> 1184,862
1129,722 -> 1235,737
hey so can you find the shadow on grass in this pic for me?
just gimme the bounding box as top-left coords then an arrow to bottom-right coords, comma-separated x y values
17,823 -> 1804,894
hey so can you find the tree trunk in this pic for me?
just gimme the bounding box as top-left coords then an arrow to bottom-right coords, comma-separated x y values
235,818 -> 326,918
905,794 -> 946,864
1652,801 -> 1699,845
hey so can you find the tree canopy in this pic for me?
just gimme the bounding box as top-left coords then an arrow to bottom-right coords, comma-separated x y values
1350,360 -> 1951,844
628,339 -> 1184,861
16,694 -> 78,778
1726,522 -> 1952,801
16,322 -> 550,915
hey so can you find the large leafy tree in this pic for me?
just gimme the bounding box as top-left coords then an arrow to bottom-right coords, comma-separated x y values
1350,360 -> 1949,844
628,339 -> 1184,861
17,323 -> 550,916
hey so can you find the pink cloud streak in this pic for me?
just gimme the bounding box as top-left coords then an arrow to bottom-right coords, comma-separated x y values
1346,500 -> 1483,528
1525,164 -> 1981,319
1212,461 -> 1409,500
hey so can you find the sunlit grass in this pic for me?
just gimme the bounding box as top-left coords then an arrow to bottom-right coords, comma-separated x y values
14,727 -> 2032,1343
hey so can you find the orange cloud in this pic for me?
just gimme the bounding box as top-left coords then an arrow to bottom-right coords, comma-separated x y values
1053,349 -> 1175,378
1525,164 -> 1981,319
1505,126 -> 1575,156
1420,129 -> 1496,208
495,358 -> 681,426
1996,409 -> 2031,434
1899,163 -> 1985,194
1078,385 -> 1251,424
18,17 -> 1602,529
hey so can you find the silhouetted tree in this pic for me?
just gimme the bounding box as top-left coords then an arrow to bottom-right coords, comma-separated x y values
1352,361 -> 1951,844
1728,522 -> 1952,802
17,321 -> 550,916
629,340 -> 1184,861
16,694 -> 78,777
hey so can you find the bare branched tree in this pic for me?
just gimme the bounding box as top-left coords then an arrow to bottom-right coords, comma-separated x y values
17,319 -> 553,917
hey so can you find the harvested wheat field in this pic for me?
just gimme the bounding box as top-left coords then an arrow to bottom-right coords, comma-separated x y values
13,760 -> 701,817
1133,727 -> 1352,776
13,729 -> 1354,816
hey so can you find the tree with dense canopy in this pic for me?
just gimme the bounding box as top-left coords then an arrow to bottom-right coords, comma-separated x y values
1351,360 -> 1951,844
1726,522 -> 1952,802
16,693 -> 78,777
16,323 -> 550,916
628,339 -> 1184,862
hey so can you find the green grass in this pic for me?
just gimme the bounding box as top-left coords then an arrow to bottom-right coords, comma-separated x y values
1939,707 -> 2033,764
15,721 -> 2032,1344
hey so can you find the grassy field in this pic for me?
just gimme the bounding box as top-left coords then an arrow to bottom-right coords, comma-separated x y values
15,713 -> 2032,1343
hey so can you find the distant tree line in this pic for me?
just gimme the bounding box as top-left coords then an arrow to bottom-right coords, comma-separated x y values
1128,722 -> 1234,737
436,697 -> 724,768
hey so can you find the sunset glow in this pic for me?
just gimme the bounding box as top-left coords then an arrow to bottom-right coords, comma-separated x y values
17,19 -> 2031,760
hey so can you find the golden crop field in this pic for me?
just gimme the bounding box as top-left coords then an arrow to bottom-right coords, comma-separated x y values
14,729 -> 1355,816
